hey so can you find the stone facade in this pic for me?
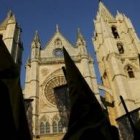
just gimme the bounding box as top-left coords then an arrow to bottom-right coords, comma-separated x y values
23,27 -> 100,139
93,2 -> 140,127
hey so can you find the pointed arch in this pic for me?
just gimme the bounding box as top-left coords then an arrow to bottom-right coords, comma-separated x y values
124,65 -> 135,78
40,115 -> 46,122
127,65 -> 135,78
117,42 -> 124,54
58,120 -> 63,132
40,122 -> 45,134
111,25 -> 119,39
123,59 -> 139,70
53,114 -> 60,122
45,121 -> 50,134
52,121 -> 57,133
54,38 -> 62,47
40,115 -> 50,122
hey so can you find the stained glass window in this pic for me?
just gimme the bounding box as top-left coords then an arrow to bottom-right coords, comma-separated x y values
53,121 -> 57,133
45,122 -> 50,134
40,122 -> 45,134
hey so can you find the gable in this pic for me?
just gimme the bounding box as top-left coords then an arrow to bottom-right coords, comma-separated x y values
40,31 -> 79,58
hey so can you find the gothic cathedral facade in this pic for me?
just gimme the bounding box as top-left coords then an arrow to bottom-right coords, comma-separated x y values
23,27 -> 100,140
1,1 -> 140,140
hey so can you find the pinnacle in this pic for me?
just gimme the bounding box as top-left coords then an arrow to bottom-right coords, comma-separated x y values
33,30 -> 40,43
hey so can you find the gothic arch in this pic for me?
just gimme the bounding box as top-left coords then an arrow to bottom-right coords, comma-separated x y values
40,122 -> 45,134
40,115 -> 46,122
40,115 -> 50,122
39,115 -> 51,135
111,25 -> 119,39
52,114 -> 60,122
52,114 -> 66,133
123,61 -> 139,70
123,60 -> 139,77
117,42 -> 124,54
124,65 -> 135,78
54,38 -> 62,47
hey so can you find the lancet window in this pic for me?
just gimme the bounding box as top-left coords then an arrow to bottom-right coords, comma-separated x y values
111,26 -> 119,39
45,122 -> 50,134
52,121 -> 57,133
58,120 -> 63,132
126,66 -> 135,78
40,122 -> 45,134
117,42 -> 124,54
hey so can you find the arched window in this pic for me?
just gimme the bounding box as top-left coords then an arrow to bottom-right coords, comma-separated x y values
111,26 -> 119,39
52,121 -> 57,133
58,120 -> 63,132
117,42 -> 124,54
40,122 -> 45,134
45,122 -> 50,134
103,71 -> 107,79
54,38 -> 62,47
127,66 -> 135,78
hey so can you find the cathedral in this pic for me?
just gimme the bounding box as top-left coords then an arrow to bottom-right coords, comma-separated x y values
1,1 -> 140,140
23,25 -> 100,139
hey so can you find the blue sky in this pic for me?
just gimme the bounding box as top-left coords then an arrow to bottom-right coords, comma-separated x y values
0,0 -> 140,88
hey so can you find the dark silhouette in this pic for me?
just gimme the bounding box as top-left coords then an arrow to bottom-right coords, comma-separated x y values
119,96 -> 140,140
62,47 -> 120,140
0,35 -> 32,140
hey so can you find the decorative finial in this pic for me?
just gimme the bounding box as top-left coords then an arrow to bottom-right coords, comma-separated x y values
77,27 -> 80,34
35,30 -> 38,35
56,24 -> 59,32
76,27 -> 85,44
33,30 -> 40,43
117,10 -> 120,15
7,10 -> 13,17
77,28 -> 83,39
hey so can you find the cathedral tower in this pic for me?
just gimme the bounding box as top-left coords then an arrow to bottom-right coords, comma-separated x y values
93,1 -> 140,126
0,10 -> 23,71
24,26 -> 100,139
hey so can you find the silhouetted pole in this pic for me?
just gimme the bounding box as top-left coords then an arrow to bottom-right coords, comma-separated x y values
120,95 -> 140,140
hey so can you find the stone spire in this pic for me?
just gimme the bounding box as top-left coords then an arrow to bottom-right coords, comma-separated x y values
77,28 -> 85,40
7,10 -> 13,17
0,10 -> 16,28
56,24 -> 60,32
31,30 -> 41,49
33,30 -> 40,43
98,1 -> 114,21
76,28 -> 86,47
7,10 -> 16,21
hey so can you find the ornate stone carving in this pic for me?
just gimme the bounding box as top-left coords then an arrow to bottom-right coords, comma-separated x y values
44,76 -> 66,105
